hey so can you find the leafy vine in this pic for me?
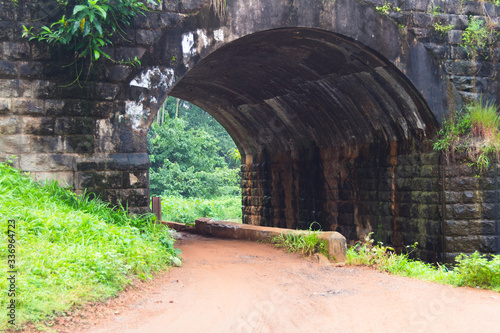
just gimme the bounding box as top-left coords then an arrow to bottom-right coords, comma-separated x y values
22,0 -> 161,86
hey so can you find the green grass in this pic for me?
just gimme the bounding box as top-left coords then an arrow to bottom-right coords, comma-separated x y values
269,223 -> 329,258
347,239 -> 500,292
434,99 -> 500,171
160,195 -> 242,224
0,162 -> 181,330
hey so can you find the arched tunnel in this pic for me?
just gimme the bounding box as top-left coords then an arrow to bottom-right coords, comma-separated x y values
167,27 -> 439,246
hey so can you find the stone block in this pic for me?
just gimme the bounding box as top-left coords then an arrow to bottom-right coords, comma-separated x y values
105,65 -> 133,82
63,135 -> 95,153
92,101 -> 117,119
18,61 -> 43,78
31,44 -> 51,60
115,47 -> 146,63
42,62 -> 74,81
128,153 -> 150,170
12,99 -> 44,115
76,172 -> 95,190
34,171 -> 74,187
481,203 -> 497,220
75,156 -> 107,172
93,171 -> 123,189
32,80 -> 57,99
0,116 -> 21,135
45,100 -> 92,117
469,220 -> 496,235
31,136 -> 63,153
0,134 -> 30,154
160,12 -> 181,27
119,188 -> 149,207
2,42 -> 30,60
19,154 -> 74,172
23,117 -> 55,135
0,99 -> 11,114
426,220 -> 440,236
93,83 -> 120,101
0,21 -> 14,39
0,79 -> 32,98
447,30 -> 463,44
123,171 -> 149,189
463,1 -> 495,16
482,190 -> 499,203
410,27 -> 430,40
462,191 -> 477,203
444,236 -> 479,253
478,236 -> 498,253
420,191 -> 439,204
452,177 -> 478,191
478,177 -> 495,190
446,204 -> 481,220
412,12 -> 433,27
403,0 -> 428,12
0,60 -> 18,77
136,30 -> 163,45
103,153 -> 128,171
57,84 -> 92,100
55,117 -> 95,135
444,220 -> 469,236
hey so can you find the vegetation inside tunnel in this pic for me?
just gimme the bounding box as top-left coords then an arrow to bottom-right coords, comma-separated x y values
147,97 -> 243,224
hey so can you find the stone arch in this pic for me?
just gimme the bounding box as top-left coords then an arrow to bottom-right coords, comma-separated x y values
126,0 -> 458,138
119,0 -> 452,242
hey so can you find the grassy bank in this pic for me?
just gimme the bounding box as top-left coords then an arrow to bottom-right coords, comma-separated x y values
347,240 -> 500,292
160,196 -> 242,224
0,162 -> 181,330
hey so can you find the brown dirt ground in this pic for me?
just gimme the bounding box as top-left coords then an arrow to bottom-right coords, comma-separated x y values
23,232 -> 500,333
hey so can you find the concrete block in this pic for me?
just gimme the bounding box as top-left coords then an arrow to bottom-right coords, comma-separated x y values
194,218 -> 347,263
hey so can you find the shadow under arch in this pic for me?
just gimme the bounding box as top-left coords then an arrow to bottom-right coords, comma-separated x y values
168,27 -> 439,163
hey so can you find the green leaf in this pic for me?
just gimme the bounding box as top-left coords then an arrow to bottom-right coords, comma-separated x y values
94,20 -> 103,36
83,21 -> 91,37
94,50 -> 100,60
94,5 -> 107,19
73,5 -> 88,15
71,20 -> 80,34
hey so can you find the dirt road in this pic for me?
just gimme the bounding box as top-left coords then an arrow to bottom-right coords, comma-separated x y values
64,233 -> 500,333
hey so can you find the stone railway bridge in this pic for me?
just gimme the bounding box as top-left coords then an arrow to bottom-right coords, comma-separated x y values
1,0 -> 500,261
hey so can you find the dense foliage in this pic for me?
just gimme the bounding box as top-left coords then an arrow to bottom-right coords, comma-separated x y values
0,162 -> 180,329
148,97 -> 241,198
161,196 -> 242,224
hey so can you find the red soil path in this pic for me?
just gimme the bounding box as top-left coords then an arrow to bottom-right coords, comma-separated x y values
37,232 -> 500,333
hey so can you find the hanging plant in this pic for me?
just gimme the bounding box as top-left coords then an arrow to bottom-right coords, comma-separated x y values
22,0 -> 161,86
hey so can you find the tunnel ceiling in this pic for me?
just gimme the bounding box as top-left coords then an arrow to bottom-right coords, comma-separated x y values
170,28 -> 438,157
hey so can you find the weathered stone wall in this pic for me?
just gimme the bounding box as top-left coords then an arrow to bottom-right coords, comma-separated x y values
365,0 -> 499,104
241,141 -> 500,262
442,160 -> 500,262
